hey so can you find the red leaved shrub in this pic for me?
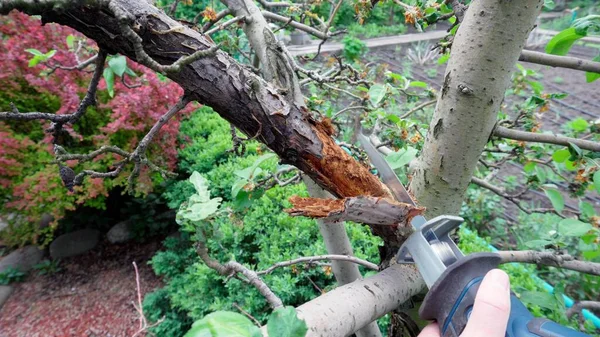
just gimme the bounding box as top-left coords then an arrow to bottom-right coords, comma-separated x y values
0,11 -> 195,246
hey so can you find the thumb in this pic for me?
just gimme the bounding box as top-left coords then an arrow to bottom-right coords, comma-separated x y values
461,269 -> 511,337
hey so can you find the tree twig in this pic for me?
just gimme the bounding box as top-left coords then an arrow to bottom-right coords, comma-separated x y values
258,254 -> 379,275
494,126 -> 600,152
498,251 -> 600,276
566,301 -> 600,319
195,240 -> 283,308
519,50 -> 600,74
400,100 -> 436,119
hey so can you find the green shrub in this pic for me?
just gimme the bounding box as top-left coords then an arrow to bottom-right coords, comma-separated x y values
342,36 -> 368,61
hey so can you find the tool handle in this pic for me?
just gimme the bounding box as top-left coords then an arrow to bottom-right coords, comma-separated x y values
419,253 -> 590,337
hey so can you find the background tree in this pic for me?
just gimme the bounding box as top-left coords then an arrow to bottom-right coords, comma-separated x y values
1,0 -> 599,336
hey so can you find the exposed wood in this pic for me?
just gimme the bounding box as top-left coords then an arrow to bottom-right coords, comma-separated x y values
287,196 -> 424,227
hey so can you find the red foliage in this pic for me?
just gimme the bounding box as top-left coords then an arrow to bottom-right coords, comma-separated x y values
0,11 -> 195,245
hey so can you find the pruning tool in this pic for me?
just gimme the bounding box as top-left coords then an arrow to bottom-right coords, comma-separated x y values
358,133 -> 590,337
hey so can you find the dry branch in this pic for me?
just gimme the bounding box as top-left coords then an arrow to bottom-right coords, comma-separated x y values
498,251 -> 600,276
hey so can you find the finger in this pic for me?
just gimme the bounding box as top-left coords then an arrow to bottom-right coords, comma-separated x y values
461,269 -> 511,337
418,323 -> 441,337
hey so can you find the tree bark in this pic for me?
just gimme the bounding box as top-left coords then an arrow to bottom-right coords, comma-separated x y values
295,264 -> 424,337
409,0 -> 544,217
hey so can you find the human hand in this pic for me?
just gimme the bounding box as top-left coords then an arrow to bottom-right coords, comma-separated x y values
417,269 -> 511,337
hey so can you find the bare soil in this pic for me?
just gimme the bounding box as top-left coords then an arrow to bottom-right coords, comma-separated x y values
0,238 -> 164,337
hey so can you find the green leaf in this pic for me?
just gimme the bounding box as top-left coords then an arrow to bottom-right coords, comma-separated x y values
524,239 -> 552,249
583,250 -> 600,260
594,171 -> 600,194
568,142 -> 583,160
231,179 -> 248,199
545,28 -> 585,56
543,0 -> 555,10
552,149 -> 570,163
25,48 -> 44,57
558,218 -> 593,236
185,198 -> 222,221
124,67 -> 137,77
535,166 -> 547,184
437,53 -> 450,65
267,306 -> 308,337
66,35 -> 75,49
527,80 -> 544,95
520,291 -> 557,310
234,153 -> 277,180
386,114 -> 400,124
189,171 -> 211,202
564,159 -> 578,171
108,55 -> 127,77
184,311 -> 262,337
586,55 -> 600,83
103,68 -> 115,98
568,118 -> 589,132
368,84 -> 387,107
572,15 -> 600,35
544,188 -> 564,213
523,161 -> 537,173
579,201 -> 596,218
386,147 -> 418,170
408,81 -> 427,88
28,56 -> 42,67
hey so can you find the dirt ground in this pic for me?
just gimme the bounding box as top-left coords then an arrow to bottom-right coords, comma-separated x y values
0,238 -> 164,337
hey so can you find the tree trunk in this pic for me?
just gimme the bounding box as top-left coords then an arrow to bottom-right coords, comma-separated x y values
304,177 -> 383,337
409,0 -> 544,217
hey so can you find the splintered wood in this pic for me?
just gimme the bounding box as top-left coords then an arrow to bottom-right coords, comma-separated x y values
287,196 -> 424,226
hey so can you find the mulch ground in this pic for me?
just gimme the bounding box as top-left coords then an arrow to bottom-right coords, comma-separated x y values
0,238 -> 165,337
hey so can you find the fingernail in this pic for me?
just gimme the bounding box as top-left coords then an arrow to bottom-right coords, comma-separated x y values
487,269 -> 509,291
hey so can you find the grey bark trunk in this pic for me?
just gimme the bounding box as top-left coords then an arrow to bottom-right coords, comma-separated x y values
410,0 -> 544,217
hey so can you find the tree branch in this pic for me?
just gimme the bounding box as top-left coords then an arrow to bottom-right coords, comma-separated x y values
519,50 -> 600,74
205,15 -> 245,35
400,99 -> 436,119
566,301 -> 600,319
294,264 -> 425,337
494,126 -> 600,152
498,251 -> 600,276
258,255 -> 379,275
196,240 -> 283,309
261,11 -> 328,40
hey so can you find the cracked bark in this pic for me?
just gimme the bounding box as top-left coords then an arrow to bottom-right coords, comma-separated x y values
409,0 -> 544,217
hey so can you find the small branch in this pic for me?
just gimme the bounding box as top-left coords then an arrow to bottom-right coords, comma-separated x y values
232,303 -> 261,327
47,53 -> 98,74
205,15 -> 245,35
566,301 -> 600,319
256,0 -> 296,8
258,255 -> 379,275
400,100 -> 436,119
494,126 -> 600,152
470,177 -> 574,217
196,240 -> 283,308
519,50 -> 600,74
131,262 -> 164,337
262,11 -> 328,40
201,9 -> 232,31
107,1 -> 219,74
498,251 -> 600,276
